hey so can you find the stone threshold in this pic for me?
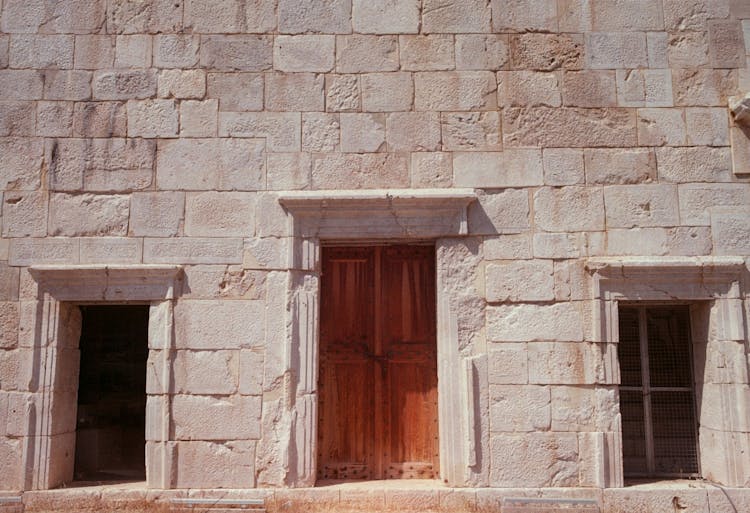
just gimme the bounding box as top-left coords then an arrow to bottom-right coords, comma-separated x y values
10,480 -> 750,513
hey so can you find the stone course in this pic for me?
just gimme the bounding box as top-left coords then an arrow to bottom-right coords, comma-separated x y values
0,1 -> 748,507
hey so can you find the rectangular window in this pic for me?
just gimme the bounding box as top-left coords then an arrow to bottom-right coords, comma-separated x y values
618,305 -> 700,479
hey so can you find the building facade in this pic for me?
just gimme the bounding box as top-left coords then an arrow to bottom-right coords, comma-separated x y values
1,0 -> 750,511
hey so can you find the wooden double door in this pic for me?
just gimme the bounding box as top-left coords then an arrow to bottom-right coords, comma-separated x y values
318,245 -> 439,480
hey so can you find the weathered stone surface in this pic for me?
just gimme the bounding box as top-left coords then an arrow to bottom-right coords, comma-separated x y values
302,113 -> 339,151
0,101 -> 35,136
709,20 -> 746,69
9,238 -> 79,266
129,192 -> 184,237
685,107 -> 729,146
636,107 -> 686,146
414,71 -> 497,111
2,191 -> 48,237
92,69 -> 157,100
668,31 -> 709,68
107,0 -> 183,34
528,342 -> 603,384
181,99 -> 218,138
0,438 -> 21,489
278,0 -> 351,34
220,112 -> 300,152
400,35 -> 455,71
455,34 -> 509,71
504,107 -> 636,148
442,112 -> 502,151
200,36 -> 272,71
74,35 -> 115,70
386,112 -> 440,152
663,0 -> 730,31
157,138 -> 265,191
656,147 -> 733,183
487,303 -> 583,343
484,234 -> 532,260
490,385 -> 550,432
411,152 -> 452,188
0,137 -> 44,189
542,148 -> 584,185
182,266 -> 266,300
602,488 -> 709,513
712,208 -> 750,255
79,237 -> 142,264
616,68 -> 673,108
423,0 -> 491,33
48,193 -> 129,236
157,69 -> 206,100
115,35 -> 152,68
467,189 -> 530,235
153,35 -> 200,69
174,300 -> 264,349
731,126 -> 750,175
584,148 -> 655,185
498,70 -> 561,108
533,187 -> 604,232
586,32 -> 648,69
491,0 -> 557,32
361,72 -> 413,112
534,233 -> 586,260
174,350 -> 239,395
9,35 -> 74,69
486,260 -> 553,302
127,99 -> 178,138
175,440 -> 256,488
265,73 -> 324,112
340,113 -> 385,153
184,0 -> 276,33
551,386 -> 618,432
335,35 -> 399,73
510,33 -> 583,71
562,70 -> 616,107
454,149 -> 543,187
353,0 -> 419,34
207,73 -> 264,112
311,153 -> 409,189
604,184 -> 679,228
43,70 -> 92,101
72,102 -> 127,137
274,35 -> 335,73
185,192 -> 256,237
173,395 -> 261,440
267,153 -> 312,190
673,69 -> 737,106
326,74 -> 360,112
490,433 -> 578,487
144,238 -> 243,265
0,70 -> 43,100
36,101 -> 73,137
488,343 -> 529,384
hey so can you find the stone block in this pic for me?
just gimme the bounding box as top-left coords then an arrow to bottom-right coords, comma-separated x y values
584,148 -> 656,185
386,112 -> 441,152
488,344 -> 528,385
239,349 -> 264,396
130,192 -> 184,237
542,148 -> 584,185
243,237 -> 290,270
43,70 -> 92,101
127,99 -> 178,138
491,0 -> 557,32
712,208 -> 750,255
656,147 -> 733,183
0,36 -> 8,68
442,112 -> 502,151
185,192 -> 256,237
72,102 -> 127,137
9,35 -> 74,69
562,70 -> 616,108
179,99 -> 217,137
732,125 -> 750,175
115,35 -> 152,68
666,226 -> 712,256
174,350 -> 239,395
534,233 -> 586,259
571,0 -> 663,31
182,266 -> 266,300
423,0 -> 491,33
533,186 -> 604,232
278,0 -> 351,34
487,303 -> 583,343
274,35 -> 335,73
335,35 -> 399,73
680,184 -> 750,226
48,193 -> 129,236
647,32 -> 669,68
411,152 -> 452,188
207,73 -> 264,112
2,191 -> 48,237
400,35 -> 454,71
361,72 -> 413,112
0,265 -> 19,301
174,440 -> 256,488
267,152 -> 312,190
685,107 -> 728,146
48,137 -> 154,192
454,149 -> 543,188
265,73 -> 324,112
353,0 -> 419,34
663,0 -> 730,31
326,74 -> 360,112
9,238 -> 79,266
673,69 -> 737,106
0,438 -> 21,489
92,69 -> 157,100
385,490 -> 439,511
709,20 -> 745,68
490,385 -> 550,432
585,32 -> 648,69
486,260 -> 553,302
154,35 -> 200,68
36,101 -> 73,137
0,302 -> 18,349
311,153 -> 409,189
455,34 -> 509,71
602,488 -> 709,513
0,102 -> 34,137
498,70 -> 561,107
0,137 -> 43,190
302,113 -> 339,151
74,35 -> 115,70
174,299 -> 264,349
551,386 -> 618,432
184,0 -> 276,33
157,69 -> 205,100
528,341 -> 604,384
143,238 -> 243,265
340,113 -> 385,153
510,33 -> 583,71
489,433 -> 578,487
157,138 -> 266,190
0,70 -> 43,100
219,112 -> 301,153
107,0 -> 183,34
668,31 -> 709,68
553,259 -> 590,301
604,184 -> 679,228
414,71 -> 497,111
637,108 -> 687,146
615,69 -> 673,108
201,35 -> 274,72
467,189 -> 530,235
504,107 -> 636,148
484,234 -> 532,260
79,237 -> 142,264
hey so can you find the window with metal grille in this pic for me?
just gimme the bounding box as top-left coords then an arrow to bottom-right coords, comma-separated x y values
618,305 -> 700,478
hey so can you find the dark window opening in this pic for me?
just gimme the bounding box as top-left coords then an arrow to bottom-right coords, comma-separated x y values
618,305 -> 700,480
74,305 -> 149,482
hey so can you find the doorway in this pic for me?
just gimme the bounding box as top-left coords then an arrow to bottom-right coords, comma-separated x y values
317,245 -> 439,481
74,305 -> 149,482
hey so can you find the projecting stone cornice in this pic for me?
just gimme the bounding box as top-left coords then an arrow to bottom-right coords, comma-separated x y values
278,188 -> 477,238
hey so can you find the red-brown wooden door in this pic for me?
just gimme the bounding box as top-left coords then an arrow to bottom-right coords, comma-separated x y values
318,245 -> 439,481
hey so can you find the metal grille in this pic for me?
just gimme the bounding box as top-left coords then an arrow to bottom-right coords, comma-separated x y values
618,306 -> 699,478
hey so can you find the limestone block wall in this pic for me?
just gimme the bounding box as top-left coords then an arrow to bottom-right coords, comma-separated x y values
0,0 -> 749,493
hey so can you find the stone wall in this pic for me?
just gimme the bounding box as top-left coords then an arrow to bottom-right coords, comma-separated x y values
1,0 -> 750,494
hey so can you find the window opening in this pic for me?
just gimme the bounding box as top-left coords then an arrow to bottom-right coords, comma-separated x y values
74,305 -> 149,482
618,305 -> 700,479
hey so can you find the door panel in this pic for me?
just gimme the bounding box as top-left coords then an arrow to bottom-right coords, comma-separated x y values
318,245 -> 438,481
